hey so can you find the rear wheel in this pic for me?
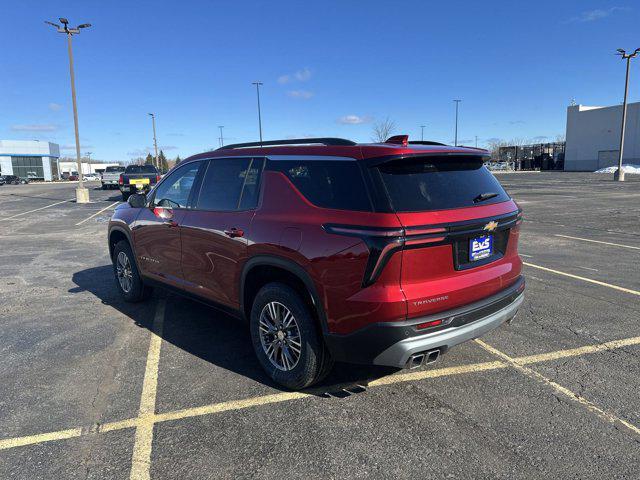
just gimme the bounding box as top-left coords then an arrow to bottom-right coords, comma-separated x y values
112,240 -> 152,302
122,192 -> 130,201
250,283 -> 333,390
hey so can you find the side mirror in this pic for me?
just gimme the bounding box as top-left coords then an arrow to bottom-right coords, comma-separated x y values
128,193 -> 147,208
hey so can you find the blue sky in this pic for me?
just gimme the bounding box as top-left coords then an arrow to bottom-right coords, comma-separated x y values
1,0 -> 639,162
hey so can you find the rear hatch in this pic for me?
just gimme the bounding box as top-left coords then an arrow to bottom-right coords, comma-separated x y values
374,154 -> 522,319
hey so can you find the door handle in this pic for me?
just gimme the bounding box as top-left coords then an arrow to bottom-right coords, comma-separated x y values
163,220 -> 179,228
224,227 -> 244,238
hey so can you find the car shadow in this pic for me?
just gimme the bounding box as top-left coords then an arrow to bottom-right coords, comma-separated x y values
70,265 -> 398,395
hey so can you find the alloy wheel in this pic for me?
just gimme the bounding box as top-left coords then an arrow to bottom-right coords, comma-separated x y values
258,301 -> 302,371
116,251 -> 133,293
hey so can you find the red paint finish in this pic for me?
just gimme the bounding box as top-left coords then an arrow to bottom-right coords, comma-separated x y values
109,139 -> 524,348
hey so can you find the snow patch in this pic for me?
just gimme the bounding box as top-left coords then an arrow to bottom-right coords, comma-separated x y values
594,164 -> 640,174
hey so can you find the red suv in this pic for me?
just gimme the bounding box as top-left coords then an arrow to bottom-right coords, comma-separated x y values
108,136 -> 524,389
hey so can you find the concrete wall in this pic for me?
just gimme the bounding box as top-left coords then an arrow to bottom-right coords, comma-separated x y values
565,103 -> 640,171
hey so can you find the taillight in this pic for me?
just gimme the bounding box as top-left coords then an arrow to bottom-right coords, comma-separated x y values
156,175 -> 161,182
323,224 -> 446,287
118,174 -> 124,185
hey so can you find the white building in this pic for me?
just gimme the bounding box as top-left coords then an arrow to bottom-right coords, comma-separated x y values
0,140 -> 61,180
58,161 -> 121,175
565,102 -> 640,171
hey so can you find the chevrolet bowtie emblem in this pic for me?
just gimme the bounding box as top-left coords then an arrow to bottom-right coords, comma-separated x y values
483,221 -> 498,232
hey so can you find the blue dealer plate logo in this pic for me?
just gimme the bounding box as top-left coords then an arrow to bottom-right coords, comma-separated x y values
470,235 -> 493,261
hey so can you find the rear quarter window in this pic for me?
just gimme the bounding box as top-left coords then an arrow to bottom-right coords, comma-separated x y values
271,160 -> 372,212
377,156 -> 510,212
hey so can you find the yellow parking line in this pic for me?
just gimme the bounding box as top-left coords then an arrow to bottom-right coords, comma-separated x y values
129,299 -> 165,480
0,427 -> 82,450
2,333 -> 640,452
554,234 -> 640,251
475,339 -> 640,438
75,201 -> 119,226
524,262 -> 640,296
0,198 -> 73,222
517,336 -> 640,365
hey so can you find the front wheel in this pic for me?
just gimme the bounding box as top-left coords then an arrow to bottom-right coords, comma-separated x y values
250,283 -> 333,390
112,240 -> 152,302
121,192 -> 130,201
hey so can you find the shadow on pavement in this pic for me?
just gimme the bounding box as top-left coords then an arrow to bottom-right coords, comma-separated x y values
70,265 -> 397,395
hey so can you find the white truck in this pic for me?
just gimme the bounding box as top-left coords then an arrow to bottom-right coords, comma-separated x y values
101,166 -> 125,190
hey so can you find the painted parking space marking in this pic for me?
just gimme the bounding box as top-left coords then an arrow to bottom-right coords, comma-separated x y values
0,198 -> 73,222
129,299 -> 165,480
523,262 -> 640,296
2,333 -> 640,453
554,234 -> 640,251
75,201 -> 119,226
476,339 -> 640,439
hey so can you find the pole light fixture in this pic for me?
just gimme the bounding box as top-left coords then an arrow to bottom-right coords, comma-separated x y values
148,113 -> 160,171
453,100 -> 461,147
252,82 -> 264,144
218,125 -> 225,147
420,125 -> 426,141
45,17 -> 92,202
614,47 -> 640,182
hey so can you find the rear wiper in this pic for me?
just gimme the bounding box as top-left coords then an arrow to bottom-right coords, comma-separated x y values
473,192 -> 499,203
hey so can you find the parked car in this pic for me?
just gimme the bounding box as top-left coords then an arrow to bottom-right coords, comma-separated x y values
118,164 -> 160,200
84,173 -> 100,181
108,136 -> 524,389
0,175 -> 28,185
68,172 -> 79,181
101,166 -> 125,189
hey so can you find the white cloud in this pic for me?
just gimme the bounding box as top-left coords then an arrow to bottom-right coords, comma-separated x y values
278,68 -> 312,84
568,7 -> 628,23
61,143 -> 94,151
288,90 -> 315,99
48,102 -> 62,111
337,115 -> 371,125
11,124 -> 59,132
294,68 -> 311,82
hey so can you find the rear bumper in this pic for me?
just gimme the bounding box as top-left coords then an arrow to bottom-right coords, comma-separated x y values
324,276 -> 524,368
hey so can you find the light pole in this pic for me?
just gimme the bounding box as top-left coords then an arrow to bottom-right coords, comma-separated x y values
148,113 -> 159,171
475,136 -> 478,148
453,100 -> 461,146
614,48 -> 640,182
218,125 -> 224,147
252,81 -> 264,144
45,18 -> 91,203
420,125 -> 426,141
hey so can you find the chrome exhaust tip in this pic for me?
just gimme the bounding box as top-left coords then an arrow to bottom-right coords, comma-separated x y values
425,349 -> 440,364
407,353 -> 425,369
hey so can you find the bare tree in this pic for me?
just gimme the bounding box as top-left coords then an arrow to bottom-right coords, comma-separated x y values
555,133 -> 566,143
371,117 -> 396,142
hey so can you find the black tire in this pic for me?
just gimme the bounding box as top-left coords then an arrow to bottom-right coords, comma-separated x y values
101,184 -> 107,190
122,192 -> 130,201
112,240 -> 152,302
250,283 -> 333,390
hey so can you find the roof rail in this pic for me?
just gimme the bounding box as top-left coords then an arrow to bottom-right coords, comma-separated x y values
408,140 -> 448,146
217,137 -> 357,150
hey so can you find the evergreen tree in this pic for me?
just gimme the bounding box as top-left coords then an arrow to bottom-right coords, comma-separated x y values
174,155 -> 181,166
145,153 -> 154,165
159,150 -> 169,173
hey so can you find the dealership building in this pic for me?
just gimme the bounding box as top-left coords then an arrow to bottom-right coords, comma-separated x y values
0,140 -> 61,181
564,102 -> 640,171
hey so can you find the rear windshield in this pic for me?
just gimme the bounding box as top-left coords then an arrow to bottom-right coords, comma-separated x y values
125,165 -> 157,174
271,160 -> 372,212
105,166 -> 124,172
377,156 -> 510,212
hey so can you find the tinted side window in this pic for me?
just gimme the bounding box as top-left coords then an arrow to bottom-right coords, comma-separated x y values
197,158 -> 263,211
152,161 -> 201,208
271,160 -> 372,212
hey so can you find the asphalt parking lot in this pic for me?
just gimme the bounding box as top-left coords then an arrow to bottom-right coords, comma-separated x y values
1,173 -> 639,479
